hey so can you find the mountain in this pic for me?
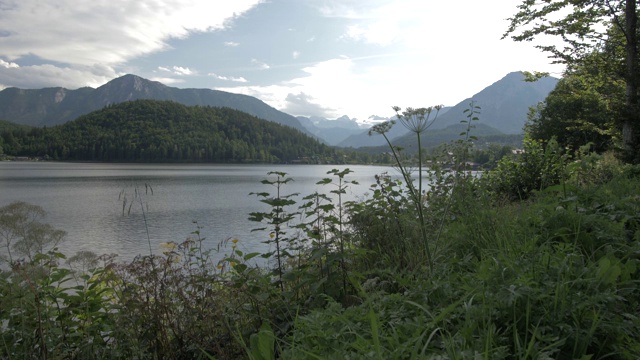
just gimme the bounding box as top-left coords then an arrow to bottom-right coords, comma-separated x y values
338,72 -> 558,148
0,118 -> 29,132
391,123 -> 506,151
3,99 -> 332,163
296,115 -> 365,146
0,74 -> 308,134
428,72 -> 558,133
336,107 -> 452,148
337,118 -> 407,148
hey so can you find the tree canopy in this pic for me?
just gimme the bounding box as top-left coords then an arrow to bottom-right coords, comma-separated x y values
526,53 -> 625,152
504,0 -> 639,161
1,100 -> 347,163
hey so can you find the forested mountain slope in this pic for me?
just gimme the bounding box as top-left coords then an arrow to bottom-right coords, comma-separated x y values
0,74 -> 308,134
2,100 -> 331,163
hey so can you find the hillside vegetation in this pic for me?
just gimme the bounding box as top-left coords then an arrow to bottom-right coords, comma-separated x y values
0,119 -> 29,132
1,138 -> 639,359
1,100 -> 337,163
0,74 -> 307,132
1,103 -> 639,359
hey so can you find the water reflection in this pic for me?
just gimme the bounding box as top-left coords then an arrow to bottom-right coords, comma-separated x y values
0,163 -> 398,263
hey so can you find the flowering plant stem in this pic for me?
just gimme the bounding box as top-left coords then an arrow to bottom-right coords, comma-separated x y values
369,106 -> 444,272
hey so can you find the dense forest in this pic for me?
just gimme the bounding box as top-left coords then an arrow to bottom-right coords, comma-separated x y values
0,99 -> 522,167
0,100 -> 345,163
0,118 -> 28,133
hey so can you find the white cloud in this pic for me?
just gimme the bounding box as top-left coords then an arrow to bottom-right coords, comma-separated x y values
157,66 -> 196,76
217,58 -> 368,119
315,1 -> 371,19
0,0 -> 263,88
214,84 -> 292,112
208,73 -> 248,83
149,77 -> 185,85
341,22 -> 400,46
216,46 -> 563,122
0,59 -> 19,68
342,25 -> 365,42
173,66 -> 194,75
0,63 -> 121,89
282,92 -> 336,117
251,0 -> 564,120
0,0 -> 264,65
322,1 -> 510,48
251,59 -> 270,70
1,0 -> 566,120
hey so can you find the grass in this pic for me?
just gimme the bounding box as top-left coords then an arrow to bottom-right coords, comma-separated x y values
1,146 -> 639,359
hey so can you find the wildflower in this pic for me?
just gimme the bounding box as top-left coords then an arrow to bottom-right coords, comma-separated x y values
160,242 -> 177,255
394,105 -> 444,134
159,242 -> 176,250
369,120 -> 395,136
232,238 -> 239,244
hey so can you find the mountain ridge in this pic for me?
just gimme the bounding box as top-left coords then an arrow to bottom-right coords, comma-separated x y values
0,72 -> 558,149
296,115 -> 365,146
428,71 -> 558,133
0,74 -> 309,134
337,72 -> 558,148
2,99 -> 332,163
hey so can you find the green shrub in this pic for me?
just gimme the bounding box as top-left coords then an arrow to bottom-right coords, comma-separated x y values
482,137 -> 568,201
1,148 -> 639,359
282,173 -> 640,359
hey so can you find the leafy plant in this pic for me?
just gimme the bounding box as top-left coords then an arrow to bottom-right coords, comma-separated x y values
369,105 -> 443,271
315,168 -> 359,297
249,171 -> 299,292
482,136 -> 569,201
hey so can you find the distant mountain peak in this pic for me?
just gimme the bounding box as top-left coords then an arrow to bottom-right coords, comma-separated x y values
112,73 -> 153,83
338,72 -> 558,148
98,74 -> 165,94
0,74 -> 309,134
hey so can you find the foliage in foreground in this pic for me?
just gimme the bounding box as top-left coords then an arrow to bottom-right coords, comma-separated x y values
1,127 -> 640,359
286,171 -> 640,359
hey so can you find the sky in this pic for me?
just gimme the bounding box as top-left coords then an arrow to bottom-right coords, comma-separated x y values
0,0 -> 565,123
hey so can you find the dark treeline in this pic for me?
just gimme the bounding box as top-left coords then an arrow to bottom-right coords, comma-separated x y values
1,100 -> 523,166
0,100 -> 357,163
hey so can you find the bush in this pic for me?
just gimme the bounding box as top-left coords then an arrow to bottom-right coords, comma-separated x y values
282,172 -> 640,359
482,137 -> 568,201
1,140 -> 639,359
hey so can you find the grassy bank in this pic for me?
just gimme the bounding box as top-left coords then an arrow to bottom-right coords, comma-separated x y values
1,133 -> 639,359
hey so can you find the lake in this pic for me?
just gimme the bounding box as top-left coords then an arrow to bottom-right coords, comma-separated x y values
0,162 -> 397,264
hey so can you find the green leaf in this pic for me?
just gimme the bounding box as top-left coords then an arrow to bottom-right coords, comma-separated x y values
243,252 -> 261,261
249,322 -> 275,360
597,257 -> 621,285
234,263 -> 248,273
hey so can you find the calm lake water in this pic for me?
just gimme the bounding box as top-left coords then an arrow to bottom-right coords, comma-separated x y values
0,162 -> 396,263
